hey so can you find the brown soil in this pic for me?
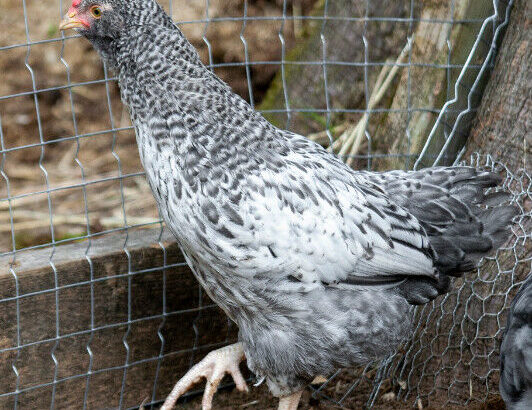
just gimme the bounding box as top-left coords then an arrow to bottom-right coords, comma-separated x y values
149,370 -> 507,409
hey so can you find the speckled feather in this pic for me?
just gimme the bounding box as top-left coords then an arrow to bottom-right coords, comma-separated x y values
74,0 -> 518,397
500,275 -> 532,410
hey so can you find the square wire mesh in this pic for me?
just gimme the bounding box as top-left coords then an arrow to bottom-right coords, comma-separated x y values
0,0 -> 528,408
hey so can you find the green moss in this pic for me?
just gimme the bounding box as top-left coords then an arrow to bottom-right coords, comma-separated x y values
14,231 -> 86,250
304,111 -> 329,128
47,24 -> 58,39
259,0 -> 326,127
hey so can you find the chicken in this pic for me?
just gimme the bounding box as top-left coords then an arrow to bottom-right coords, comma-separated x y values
500,275 -> 532,410
59,1 -> 517,409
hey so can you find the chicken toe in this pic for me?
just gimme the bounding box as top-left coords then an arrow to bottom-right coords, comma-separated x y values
160,342 -> 248,410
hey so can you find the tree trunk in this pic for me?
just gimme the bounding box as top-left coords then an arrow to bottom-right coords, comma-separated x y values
458,1 -> 531,404
374,0 -> 494,170
464,0 -> 531,304
259,0 -> 414,135
465,0 -> 531,171
403,4 -> 530,407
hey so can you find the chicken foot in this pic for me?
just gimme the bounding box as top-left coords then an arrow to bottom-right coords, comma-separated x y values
160,342 -> 248,410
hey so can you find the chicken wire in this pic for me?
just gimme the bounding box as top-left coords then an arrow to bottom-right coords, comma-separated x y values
310,154 -> 531,409
0,0 -> 528,408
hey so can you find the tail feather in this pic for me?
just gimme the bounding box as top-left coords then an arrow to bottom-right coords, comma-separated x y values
480,206 -> 518,249
372,166 -> 518,303
477,191 -> 511,207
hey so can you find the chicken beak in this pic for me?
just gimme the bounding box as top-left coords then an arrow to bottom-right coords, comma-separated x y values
59,11 -> 86,30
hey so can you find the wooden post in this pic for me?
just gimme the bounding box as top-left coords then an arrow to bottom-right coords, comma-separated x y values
373,0 -> 494,170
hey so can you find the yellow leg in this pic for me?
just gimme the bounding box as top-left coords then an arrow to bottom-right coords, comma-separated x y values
278,390 -> 303,410
160,342 -> 248,410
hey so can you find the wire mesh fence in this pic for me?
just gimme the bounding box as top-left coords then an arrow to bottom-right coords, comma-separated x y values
310,154 -> 531,408
0,0 -> 528,408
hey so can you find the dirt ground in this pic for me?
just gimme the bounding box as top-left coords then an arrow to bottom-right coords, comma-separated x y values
0,0 -> 316,252
152,370 -> 507,409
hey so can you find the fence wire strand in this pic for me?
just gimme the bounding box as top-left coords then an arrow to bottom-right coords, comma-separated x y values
0,0 -> 527,409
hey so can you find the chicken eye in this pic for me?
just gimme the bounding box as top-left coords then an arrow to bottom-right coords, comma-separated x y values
90,6 -> 103,18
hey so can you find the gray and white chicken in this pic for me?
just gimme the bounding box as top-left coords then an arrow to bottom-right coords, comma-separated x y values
500,275 -> 532,410
60,1 -> 517,409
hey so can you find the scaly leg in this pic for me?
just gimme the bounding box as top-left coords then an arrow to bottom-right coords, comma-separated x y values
278,390 -> 303,410
160,342 -> 248,410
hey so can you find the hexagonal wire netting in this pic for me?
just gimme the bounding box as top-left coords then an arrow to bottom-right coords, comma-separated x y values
0,0 -> 529,408
310,154 -> 530,409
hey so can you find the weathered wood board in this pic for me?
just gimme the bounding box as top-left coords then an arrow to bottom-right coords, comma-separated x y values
373,0 -> 494,170
0,228 -> 237,409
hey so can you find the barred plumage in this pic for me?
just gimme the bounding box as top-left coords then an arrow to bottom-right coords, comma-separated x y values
60,1 -> 518,407
500,275 -> 532,410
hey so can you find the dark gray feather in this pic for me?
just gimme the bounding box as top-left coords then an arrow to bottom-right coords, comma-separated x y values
500,275 -> 532,410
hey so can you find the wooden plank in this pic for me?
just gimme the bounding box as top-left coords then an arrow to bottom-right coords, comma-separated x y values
0,228 -> 237,409
372,0 -> 493,170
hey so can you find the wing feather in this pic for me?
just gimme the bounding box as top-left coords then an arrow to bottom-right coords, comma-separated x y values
130,27 -> 438,287
224,135 -> 438,286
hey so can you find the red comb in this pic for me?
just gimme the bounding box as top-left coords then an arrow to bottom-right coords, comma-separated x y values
72,0 -> 81,7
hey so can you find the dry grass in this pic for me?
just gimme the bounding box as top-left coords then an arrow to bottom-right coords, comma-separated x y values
0,0 -> 316,253
307,38 -> 412,166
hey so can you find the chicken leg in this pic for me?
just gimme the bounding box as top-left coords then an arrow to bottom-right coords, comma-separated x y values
278,390 -> 303,410
161,342 -> 248,410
